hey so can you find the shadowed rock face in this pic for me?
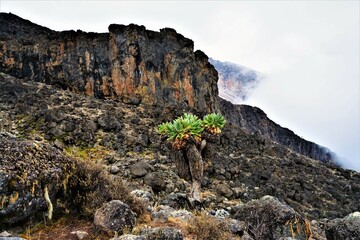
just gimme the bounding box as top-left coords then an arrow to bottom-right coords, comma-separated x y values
0,13 -> 218,113
219,98 -> 336,164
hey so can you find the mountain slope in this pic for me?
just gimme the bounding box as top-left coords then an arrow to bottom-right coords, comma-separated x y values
0,12 -> 337,166
1,72 -> 359,230
1,13 -> 359,238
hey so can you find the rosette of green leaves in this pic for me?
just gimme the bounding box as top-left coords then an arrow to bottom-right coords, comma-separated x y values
202,113 -> 226,134
167,113 -> 203,141
156,122 -> 170,135
156,113 -> 204,141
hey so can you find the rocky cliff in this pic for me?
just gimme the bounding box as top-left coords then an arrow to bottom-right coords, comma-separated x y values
220,98 -> 336,164
0,13 -> 218,113
0,13 -> 338,165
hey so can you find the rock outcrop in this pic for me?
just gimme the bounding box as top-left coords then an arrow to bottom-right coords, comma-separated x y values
0,133 -> 75,226
94,200 -> 137,233
220,98 -> 336,164
0,13 -> 218,113
325,212 -> 360,240
232,195 -> 311,239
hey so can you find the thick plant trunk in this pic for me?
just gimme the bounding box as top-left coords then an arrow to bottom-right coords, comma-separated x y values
185,143 -> 203,202
201,141 -> 214,172
173,150 -> 191,181
201,132 -> 218,174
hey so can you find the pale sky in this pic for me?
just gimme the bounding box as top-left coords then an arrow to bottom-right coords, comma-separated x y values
1,1 -> 359,171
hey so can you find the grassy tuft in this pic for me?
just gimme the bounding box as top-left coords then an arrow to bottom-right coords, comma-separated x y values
187,212 -> 239,240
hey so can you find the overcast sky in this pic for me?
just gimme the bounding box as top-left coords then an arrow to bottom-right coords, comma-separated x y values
1,1 -> 359,171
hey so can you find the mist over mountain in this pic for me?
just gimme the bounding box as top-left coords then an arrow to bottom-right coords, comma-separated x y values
209,58 -> 263,103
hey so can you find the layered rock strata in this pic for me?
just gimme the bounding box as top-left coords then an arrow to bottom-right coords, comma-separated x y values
0,13 -> 218,113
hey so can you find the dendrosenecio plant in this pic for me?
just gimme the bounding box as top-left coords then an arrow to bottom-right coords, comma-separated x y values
156,112 -> 226,204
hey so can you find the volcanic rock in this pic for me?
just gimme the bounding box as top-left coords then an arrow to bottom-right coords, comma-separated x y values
94,200 -> 136,233
325,212 -> 360,240
0,13 -> 219,114
140,227 -> 183,240
232,195 -> 311,240
0,134 -> 75,226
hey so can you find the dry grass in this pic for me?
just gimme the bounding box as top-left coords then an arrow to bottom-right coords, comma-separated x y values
186,212 -> 240,240
19,216 -> 111,240
67,158 -> 146,218
19,158 -> 147,239
133,211 -> 241,239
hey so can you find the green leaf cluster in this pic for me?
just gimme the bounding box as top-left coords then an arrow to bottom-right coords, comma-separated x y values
157,113 -> 203,141
156,112 -> 226,148
202,113 -> 227,133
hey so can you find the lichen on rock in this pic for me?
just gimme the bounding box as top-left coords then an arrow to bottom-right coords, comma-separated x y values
0,133 -> 75,226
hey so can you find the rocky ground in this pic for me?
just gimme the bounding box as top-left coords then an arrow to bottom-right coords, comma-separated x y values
1,72 -> 360,239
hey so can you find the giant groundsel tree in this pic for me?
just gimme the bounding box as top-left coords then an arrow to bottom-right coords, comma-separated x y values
157,113 -> 226,204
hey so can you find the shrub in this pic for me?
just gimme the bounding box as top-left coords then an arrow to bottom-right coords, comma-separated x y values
67,159 -> 146,219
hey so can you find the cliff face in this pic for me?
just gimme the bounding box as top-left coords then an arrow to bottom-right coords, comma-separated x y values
220,98 -> 335,163
0,13 -> 218,113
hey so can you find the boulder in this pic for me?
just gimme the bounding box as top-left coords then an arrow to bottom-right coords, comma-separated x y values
214,209 -> 230,218
97,113 -> 122,131
325,212 -> 360,240
216,184 -> 233,198
0,232 -> 12,237
227,219 -> 246,236
0,231 -> 25,239
232,195 -> 311,240
143,172 -> 166,193
94,200 -> 136,233
159,192 -> 192,210
130,189 -> 154,202
0,134 -> 75,226
111,235 -> 145,240
70,230 -> 89,240
110,165 -> 120,174
140,227 -> 183,240
151,205 -> 176,222
130,161 -> 153,178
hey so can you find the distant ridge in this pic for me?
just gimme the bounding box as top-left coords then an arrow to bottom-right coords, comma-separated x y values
209,58 -> 262,103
